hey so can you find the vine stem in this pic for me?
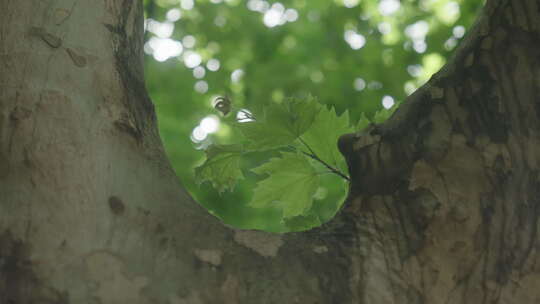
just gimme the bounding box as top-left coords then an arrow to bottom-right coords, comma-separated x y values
298,137 -> 350,182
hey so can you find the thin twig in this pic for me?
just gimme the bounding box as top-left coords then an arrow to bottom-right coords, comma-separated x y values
298,137 -> 350,181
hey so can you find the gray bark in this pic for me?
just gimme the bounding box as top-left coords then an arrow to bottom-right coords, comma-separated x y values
1,0 -> 539,303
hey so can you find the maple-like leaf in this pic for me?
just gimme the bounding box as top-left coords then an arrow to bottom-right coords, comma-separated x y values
194,144 -> 243,193
249,152 -> 319,218
238,96 -> 321,151
301,105 -> 354,174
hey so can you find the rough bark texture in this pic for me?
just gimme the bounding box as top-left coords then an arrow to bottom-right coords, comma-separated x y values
338,1 -> 540,302
0,0 -> 539,303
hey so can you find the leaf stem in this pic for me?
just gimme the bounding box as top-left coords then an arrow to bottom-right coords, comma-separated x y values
298,137 -> 350,181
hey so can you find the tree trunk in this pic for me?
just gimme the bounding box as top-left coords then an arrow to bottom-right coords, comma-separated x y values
1,0 -> 539,303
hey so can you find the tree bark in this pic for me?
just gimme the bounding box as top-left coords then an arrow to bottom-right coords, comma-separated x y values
1,0 -> 539,303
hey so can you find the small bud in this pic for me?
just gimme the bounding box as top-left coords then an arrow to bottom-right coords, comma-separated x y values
212,96 -> 231,116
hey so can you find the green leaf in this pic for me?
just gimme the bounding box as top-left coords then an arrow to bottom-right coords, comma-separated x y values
194,144 -> 244,193
249,152 -> 319,218
283,212 -> 322,232
356,112 -> 371,131
301,105 -> 355,174
236,121 -> 297,151
282,95 -> 321,136
373,104 -> 399,123
238,96 -> 321,151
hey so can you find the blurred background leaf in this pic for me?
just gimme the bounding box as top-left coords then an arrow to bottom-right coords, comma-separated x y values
144,0 -> 482,232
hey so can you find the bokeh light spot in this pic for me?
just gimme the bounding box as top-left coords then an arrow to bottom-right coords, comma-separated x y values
195,80 -> 209,93
200,116 -> 220,133
166,9 -> 182,22
237,109 -> 255,122
191,126 -> 207,142
343,0 -> 359,8
231,69 -> 245,82
182,35 -> 196,48
354,78 -> 366,91
344,30 -> 366,50
147,37 -> 183,62
382,95 -> 395,109
207,59 -> 221,71
378,0 -> 401,16
193,66 -> 206,79
181,0 -> 194,10
184,51 -> 202,68
453,25 -> 466,38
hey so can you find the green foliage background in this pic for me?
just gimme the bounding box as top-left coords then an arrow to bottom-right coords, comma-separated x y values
143,0 -> 482,232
